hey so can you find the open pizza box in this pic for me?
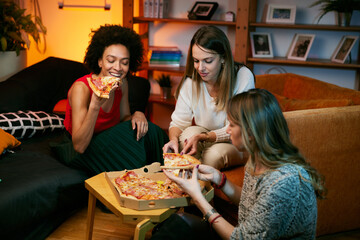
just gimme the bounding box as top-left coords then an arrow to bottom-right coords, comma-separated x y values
105,162 -> 214,210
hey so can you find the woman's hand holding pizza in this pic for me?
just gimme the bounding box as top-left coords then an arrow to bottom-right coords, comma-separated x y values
163,166 -> 203,200
89,92 -> 108,111
195,164 -> 221,185
131,111 -> 148,141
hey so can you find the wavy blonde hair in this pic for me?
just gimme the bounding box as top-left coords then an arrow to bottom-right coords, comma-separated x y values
227,89 -> 326,199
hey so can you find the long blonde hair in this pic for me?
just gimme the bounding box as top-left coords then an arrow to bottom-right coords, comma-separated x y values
227,89 -> 326,199
175,26 -> 240,111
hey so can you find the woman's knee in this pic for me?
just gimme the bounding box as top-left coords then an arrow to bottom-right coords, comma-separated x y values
202,143 -> 245,169
179,126 -> 207,142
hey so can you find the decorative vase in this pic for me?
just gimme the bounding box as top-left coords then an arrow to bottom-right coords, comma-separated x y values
0,50 -> 27,82
161,87 -> 172,99
336,11 -> 352,27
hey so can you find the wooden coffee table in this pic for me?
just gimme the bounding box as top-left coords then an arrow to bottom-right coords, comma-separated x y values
85,172 -> 177,240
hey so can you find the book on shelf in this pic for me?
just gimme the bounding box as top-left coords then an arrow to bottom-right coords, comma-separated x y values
143,0 -> 169,18
149,0 -> 154,18
143,0 -> 149,17
150,51 -> 181,58
154,0 -> 159,19
149,62 -> 181,68
149,46 -> 180,51
159,0 -> 169,18
148,46 -> 182,65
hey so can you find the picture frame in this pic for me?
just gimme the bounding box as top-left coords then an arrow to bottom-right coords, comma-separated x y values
331,36 -> 359,63
287,34 -> 315,61
265,4 -> 296,24
250,32 -> 273,58
188,1 -> 219,20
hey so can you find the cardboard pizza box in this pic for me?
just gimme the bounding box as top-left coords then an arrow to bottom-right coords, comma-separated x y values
105,162 -> 214,210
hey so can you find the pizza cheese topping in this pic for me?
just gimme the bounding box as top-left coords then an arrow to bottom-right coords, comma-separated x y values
163,153 -> 201,169
114,170 -> 187,200
87,76 -> 122,99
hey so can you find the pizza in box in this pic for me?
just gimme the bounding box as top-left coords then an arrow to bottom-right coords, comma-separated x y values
113,170 -> 187,200
113,154 -> 202,201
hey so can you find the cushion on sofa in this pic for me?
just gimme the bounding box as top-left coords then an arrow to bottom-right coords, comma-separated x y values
283,74 -> 360,104
0,128 -> 21,154
0,111 -> 64,139
255,73 -> 288,95
272,93 -> 354,111
53,99 -> 67,115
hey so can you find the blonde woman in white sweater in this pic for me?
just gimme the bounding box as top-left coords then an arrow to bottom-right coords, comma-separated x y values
163,26 -> 255,169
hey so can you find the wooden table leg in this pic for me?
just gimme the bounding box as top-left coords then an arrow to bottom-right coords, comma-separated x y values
133,218 -> 156,240
86,192 -> 97,240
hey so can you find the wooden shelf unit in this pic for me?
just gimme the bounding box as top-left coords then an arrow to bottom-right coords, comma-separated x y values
122,0 -> 360,89
122,0 -> 250,73
133,17 -> 237,26
249,23 -> 360,32
246,1 -> 360,89
247,57 -> 360,70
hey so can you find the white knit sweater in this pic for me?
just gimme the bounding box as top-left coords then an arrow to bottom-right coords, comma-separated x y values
169,66 -> 255,142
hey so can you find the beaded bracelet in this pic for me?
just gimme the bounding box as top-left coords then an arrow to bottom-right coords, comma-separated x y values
212,172 -> 227,189
209,214 -> 222,228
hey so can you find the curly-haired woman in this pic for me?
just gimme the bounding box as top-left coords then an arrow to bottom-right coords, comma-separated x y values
62,25 -> 168,175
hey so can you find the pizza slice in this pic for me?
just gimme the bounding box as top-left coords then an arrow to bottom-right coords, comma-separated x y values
87,76 -> 122,99
161,153 -> 201,169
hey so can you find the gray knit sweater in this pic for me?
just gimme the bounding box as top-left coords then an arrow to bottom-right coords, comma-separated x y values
230,164 -> 317,240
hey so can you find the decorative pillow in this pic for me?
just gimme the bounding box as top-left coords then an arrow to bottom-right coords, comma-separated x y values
284,98 -> 354,111
53,99 -> 67,115
0,128 -> 21,155
0,111 -> 64,139
271,92 -> 353,112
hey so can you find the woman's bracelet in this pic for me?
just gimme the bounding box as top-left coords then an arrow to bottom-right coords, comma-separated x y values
203,208 -> 218,222
212,172 -> 227,189
209,214 -> 222,228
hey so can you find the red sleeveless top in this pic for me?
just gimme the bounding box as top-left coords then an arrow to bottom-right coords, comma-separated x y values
64,73 -> 122,134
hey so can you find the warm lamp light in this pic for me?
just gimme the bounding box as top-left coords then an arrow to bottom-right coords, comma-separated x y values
58,0 -> 111,10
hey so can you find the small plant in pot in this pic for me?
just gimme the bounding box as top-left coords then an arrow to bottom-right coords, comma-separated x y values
156,74 -> 172,99
309,0 -> 360,26
0,0 -> 47,55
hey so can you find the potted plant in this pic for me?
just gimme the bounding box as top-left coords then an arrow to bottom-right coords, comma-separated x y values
0,0 -> 46,81
0,0 -> 47,54
309,0 -> 360,26
156,74 -> 172,99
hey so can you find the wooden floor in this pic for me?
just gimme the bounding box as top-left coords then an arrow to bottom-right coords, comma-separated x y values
47,206 -> 360,240
46,206 -> 152,240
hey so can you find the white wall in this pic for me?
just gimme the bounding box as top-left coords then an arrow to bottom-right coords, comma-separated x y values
26,0 -> 124,66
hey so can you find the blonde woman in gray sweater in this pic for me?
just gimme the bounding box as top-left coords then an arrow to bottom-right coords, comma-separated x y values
155,89 -> 325,240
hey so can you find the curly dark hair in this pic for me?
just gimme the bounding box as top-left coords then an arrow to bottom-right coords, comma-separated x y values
84,24 -> 144,75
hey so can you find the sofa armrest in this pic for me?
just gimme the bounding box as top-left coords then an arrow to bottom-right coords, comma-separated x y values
284,105 -> 360,236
